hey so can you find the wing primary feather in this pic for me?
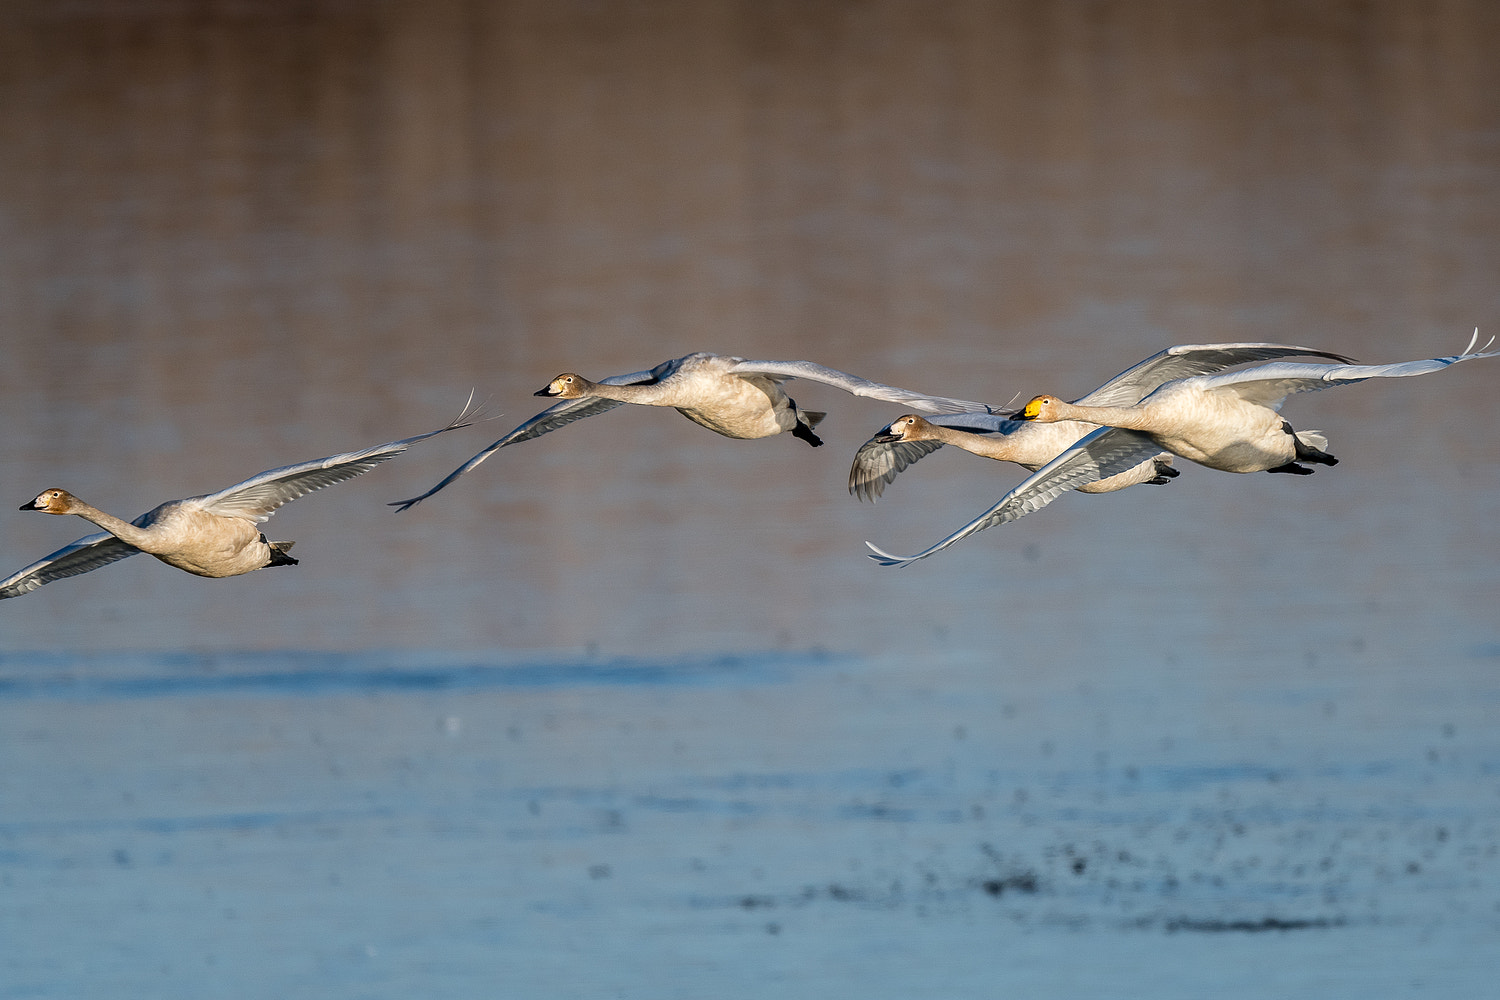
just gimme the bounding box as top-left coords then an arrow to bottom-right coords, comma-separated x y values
728,359 -> 994,415
192,396 -> 480,520
1076,344 -> 1356,408
0,533 -> 142,599
388,366 -> 676,511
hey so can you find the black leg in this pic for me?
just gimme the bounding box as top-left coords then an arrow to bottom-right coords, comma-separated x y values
792,419 -> 824,447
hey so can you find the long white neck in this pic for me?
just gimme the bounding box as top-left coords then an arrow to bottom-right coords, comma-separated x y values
920,423 -> 1023,462
65,499 -> 157,550
581,380 -> 671,405
1044,400 -> 1152,430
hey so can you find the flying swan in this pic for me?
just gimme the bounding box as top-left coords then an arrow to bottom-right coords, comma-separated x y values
1,399 -> 480,599
867,334 -> 1493,567
1011,331 -> 1498,474
390,352 -> 1000,510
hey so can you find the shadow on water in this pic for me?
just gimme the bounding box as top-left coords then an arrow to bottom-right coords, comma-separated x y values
0,648 -> 838,701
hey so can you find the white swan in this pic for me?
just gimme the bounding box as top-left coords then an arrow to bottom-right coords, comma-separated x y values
1013,332 -> 1498,474
866,334 -> 1495,568
848,342 -> 1355,502
390,352 -> 997,510
1,400 -> 480,599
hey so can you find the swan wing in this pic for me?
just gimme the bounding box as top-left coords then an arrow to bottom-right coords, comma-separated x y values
848,438 -> 945,501
198,397 -> 482,521
389,360 -> 681,511
847,412 -> 1027,501
727,359 -> 994,415
1190,335 -> 1498,410
865,427 -> 1163,567
0,531 -> 142,599
1076,343 -> 1356,407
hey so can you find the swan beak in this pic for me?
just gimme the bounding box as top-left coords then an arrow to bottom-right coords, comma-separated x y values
872,429 -> 901,444
20,499 -> 40,511
534,385 -> 561,397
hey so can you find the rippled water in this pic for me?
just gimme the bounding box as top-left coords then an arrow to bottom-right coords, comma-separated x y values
2,2 -> 1499,997
5,645 -> 1499,997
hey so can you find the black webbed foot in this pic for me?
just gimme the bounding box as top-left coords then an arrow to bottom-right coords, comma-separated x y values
792,420 -> 824,447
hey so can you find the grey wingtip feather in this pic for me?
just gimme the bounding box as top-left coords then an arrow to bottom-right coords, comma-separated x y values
1464,327 -> 1494,354
386,392 -> 494,512
446,389 -> 487,430
864,540 -> 915,568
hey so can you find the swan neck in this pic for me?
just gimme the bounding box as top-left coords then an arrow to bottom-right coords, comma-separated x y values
1057,401 -> 1147,429
925,422 -> 994,452
588,380 -> 664,404
69,501 -> 153,548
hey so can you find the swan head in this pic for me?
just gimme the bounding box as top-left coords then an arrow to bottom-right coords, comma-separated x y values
22,489 -> 78,514
873,414 -> 934,443
1011,395 -> 1063,422
536,373 -> 590,399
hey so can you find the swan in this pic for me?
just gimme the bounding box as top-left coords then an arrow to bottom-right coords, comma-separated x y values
1012,332 -> 1498,474
848,342 -> 1355,501
0,399 -> 480,599
865,424 -> 1168,567
390,352 -> 997,510
869,334 -> 1496,569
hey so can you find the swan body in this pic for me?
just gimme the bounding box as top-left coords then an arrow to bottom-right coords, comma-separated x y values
849,342 -> 1354,501
391,352 -> 995,510
1015,333 -> 1498,475
0,402 -> 478,599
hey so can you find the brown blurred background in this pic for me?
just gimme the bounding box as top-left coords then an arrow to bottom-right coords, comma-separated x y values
2,0 -> 1497,652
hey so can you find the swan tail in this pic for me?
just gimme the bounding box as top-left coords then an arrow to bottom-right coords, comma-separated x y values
1293,429 -> 1329,452
1291,426 -> 1337,466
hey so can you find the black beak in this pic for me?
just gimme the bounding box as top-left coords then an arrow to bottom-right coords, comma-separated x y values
873,431 -> 900,444
534,386 -> 560,397
20,500 -> 37,511
1008,408 -> 1032,420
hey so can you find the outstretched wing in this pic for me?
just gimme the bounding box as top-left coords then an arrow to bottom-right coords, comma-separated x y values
198,395 -> 482,521
390,359 -> 681,511
847,412 -> 1024,502
1076,343 -> 1356,408
1190,333 -> 1497,410
865,427 -> 1164,568
0,531 -> 142,600
727,359 -> 995,415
